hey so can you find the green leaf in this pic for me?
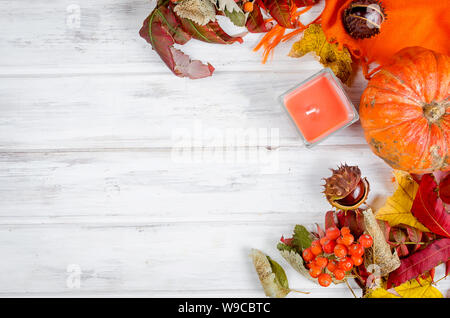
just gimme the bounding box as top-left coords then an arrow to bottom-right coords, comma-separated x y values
267,256 -> 289,290
276,242 -> 295,252
224,9 -> 246,27
292,225 -> 312,250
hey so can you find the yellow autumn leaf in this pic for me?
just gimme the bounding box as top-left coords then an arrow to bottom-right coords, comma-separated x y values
289,24 -> 353,85
366,276 -> 443,298
375,170 -> 429,232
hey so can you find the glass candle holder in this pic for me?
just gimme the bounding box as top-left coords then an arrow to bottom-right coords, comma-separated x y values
280,68 -> 359,148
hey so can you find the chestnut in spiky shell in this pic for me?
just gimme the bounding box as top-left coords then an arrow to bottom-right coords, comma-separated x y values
343,0 -> 386,39
323,164 -> 370,210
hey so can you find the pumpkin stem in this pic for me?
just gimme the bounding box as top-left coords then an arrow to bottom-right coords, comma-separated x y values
423,101 -> 446,123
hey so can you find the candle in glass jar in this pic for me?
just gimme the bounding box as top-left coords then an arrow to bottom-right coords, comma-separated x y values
281,68 -> 358,147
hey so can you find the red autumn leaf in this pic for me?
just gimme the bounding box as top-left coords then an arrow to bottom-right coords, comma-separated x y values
391,227 -> 409,257
406,226 -> 423,252
280,236 -> 293,246
411,174 -> 450,238
440,173 -> 450,204
324,211 -> 336,229
387,238 -> 450,288
139,5 -> 214,79
294,0 -> 319,7
179,19 -> 243,44
337,210 -> 365,238
380,220 -> 391,241
315,223 -> 325,238
446,260 -> 450,276
262,0 -> 296,29
246,2 -> 273,33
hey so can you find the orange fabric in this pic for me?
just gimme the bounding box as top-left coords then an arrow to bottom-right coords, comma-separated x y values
321,0 -> 450,69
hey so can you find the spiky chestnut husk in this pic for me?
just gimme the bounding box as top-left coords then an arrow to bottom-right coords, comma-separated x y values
343,0 -> 386,39
323,164 -> 370,210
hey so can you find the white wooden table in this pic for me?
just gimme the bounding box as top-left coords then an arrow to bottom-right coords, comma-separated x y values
0,0 -> 448,297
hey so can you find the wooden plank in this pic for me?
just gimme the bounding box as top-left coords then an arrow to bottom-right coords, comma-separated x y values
0,0 -> 324,74
0,222 -> 448,295
0,147 -> 393,220
0,71 -> 368,150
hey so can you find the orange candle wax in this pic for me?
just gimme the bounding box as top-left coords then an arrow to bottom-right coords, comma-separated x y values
282,69 -> 357,146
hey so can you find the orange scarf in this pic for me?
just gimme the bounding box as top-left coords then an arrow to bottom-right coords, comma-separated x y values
321,0 -> 450,77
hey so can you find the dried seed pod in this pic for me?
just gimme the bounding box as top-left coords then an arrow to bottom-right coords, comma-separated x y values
343,0 -> 386,39
323,164 -> 370,210
363,209 -> 401,277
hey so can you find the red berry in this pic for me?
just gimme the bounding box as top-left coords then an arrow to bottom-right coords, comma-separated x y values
309,265 -> 322,278
341,234 -> 354,246
333,269 -> 345,280
314,256 -> 328,269
351,255 -> 363,266
327,260 -> 338,273
339,257 -> 354,271
336,236 -> 344,245
311,240 -> 323,255
302,248 -> 315,262
305,262 -> 312,269
334,244 -> 348,258
326,227 -> 341,240
320,237 -> 328,246
323,239 -> 336,254
340,227 -> 351,236
348,243 -> 364,257
318,273 -> 332,287
359,234 -> 373,248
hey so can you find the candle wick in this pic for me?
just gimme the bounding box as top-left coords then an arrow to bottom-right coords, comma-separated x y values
305,107 -> 318,116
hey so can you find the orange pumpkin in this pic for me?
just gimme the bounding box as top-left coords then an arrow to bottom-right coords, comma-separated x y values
360,47 -> 450,174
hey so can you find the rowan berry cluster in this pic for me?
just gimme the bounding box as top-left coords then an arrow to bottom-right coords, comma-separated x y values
302,226 -> 373,287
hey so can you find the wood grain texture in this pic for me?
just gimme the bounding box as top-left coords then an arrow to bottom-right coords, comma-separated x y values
0,148 -> 394,220
0,71 -> 368,150
0,0 -> 448,297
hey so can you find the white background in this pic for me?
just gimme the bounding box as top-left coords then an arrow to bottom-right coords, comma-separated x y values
0,0 -> 448,297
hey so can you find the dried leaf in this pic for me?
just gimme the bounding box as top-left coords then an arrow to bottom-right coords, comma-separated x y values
411,174 -> 450,238
262,0 -> 296,29
174,0 -> 217,25
289,24 -> 353,84
376,171 -> 429,232
211,0 -> 246,27
250,249 -> 290,298
212,0 -> 241,13
278,248 -> 315,282
224,8 -> 246,27
366,276 -> 443,298
363,209 -> 401,277
246,2 -> 273,33
267,256 -> 289,290
387,238 -> 450,288
140,8 -> 214,79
